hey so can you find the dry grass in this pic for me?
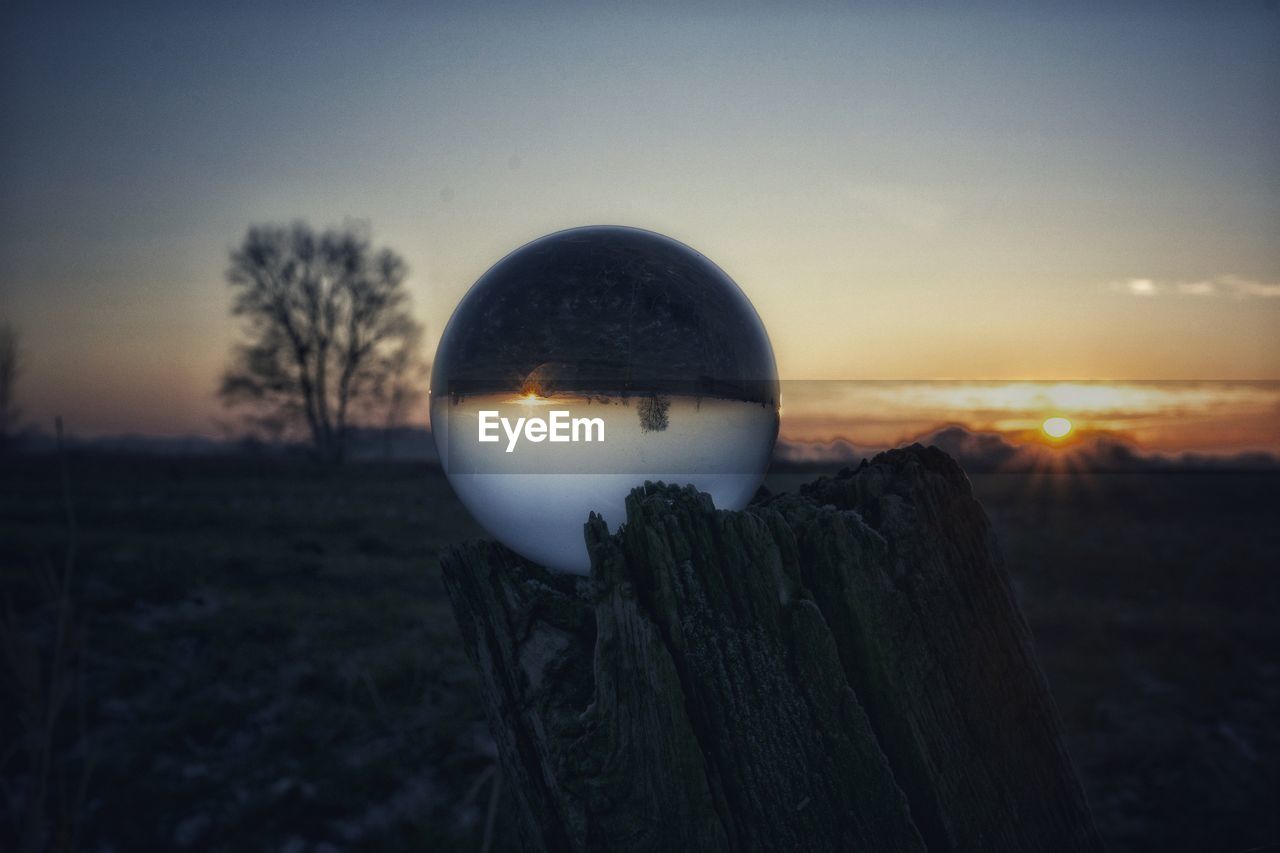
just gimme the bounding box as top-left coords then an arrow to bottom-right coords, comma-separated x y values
1,420 -> 93,852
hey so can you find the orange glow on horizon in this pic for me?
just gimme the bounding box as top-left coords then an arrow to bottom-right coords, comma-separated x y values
774,380 -> 1280,455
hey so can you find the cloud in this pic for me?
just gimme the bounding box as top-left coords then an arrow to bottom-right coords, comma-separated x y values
1110,275 -> 1280,300
1120,278 -> 1159,296
1176,281 -> 1216,296
1220,275 -> 1280,298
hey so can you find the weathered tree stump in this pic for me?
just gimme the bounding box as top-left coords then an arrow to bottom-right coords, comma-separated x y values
442,445 -> 1102,852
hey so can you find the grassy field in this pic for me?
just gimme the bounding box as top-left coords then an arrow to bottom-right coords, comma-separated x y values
2,452 -> 1277,851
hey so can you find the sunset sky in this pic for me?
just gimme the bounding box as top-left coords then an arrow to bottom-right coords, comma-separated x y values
2,1 -> 1277,445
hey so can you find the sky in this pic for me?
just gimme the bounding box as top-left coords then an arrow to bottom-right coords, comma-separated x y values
2,1 -> 1278,440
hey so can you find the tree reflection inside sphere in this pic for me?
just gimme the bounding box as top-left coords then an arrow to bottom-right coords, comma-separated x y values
430,226 -> 779,574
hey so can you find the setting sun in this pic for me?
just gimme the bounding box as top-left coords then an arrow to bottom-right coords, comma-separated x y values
512,391 -> 554,407
1042,416 -> 1073,439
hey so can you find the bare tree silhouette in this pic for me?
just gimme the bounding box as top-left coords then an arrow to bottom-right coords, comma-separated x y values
220,223 -> 425,462
0,323 -> 19,447
637,393 -> 670,432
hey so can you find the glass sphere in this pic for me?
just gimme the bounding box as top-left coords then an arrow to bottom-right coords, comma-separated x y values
431,226 -> 779,574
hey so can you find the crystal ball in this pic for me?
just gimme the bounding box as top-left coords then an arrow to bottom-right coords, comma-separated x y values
431,226 -> 779,574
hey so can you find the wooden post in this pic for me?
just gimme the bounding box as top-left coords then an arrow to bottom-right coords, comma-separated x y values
442,445 -> 1102,852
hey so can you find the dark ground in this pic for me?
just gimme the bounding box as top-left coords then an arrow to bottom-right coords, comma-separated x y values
1,452 -> 1277,852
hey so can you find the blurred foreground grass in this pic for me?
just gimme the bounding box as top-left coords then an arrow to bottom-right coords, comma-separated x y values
2,453 -> 1277,851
